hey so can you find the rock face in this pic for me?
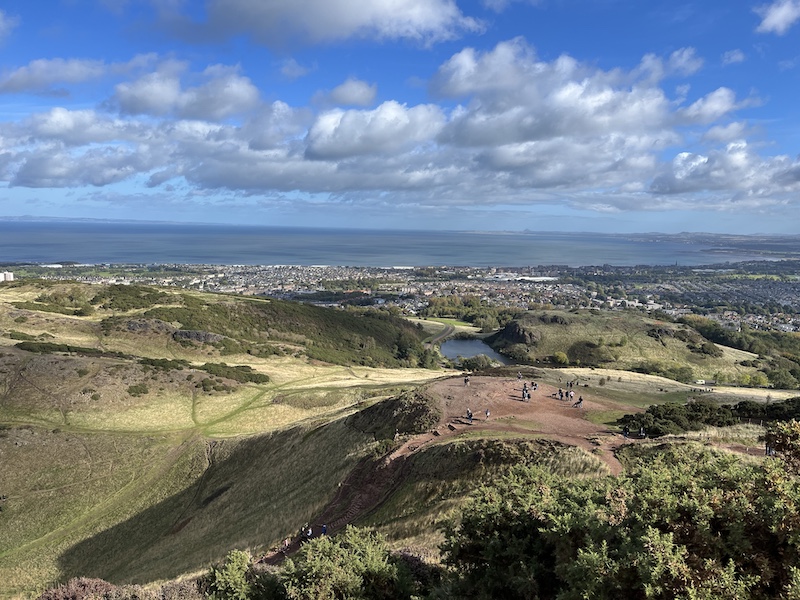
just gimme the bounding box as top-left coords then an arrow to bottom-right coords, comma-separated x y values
500,321 -> 540,346
172,330 -> 224,344
125,319 -> 176,334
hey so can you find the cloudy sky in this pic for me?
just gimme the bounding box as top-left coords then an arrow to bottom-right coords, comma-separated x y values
1,0 -> 799,233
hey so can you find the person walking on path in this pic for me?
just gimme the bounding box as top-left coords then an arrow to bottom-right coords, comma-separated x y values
485,408 -> 490,420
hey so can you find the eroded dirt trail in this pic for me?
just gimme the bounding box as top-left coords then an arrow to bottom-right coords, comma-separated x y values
260,374 -> 633,563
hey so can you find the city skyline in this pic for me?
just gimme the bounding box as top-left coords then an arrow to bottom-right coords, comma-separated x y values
0,1 -> 799,233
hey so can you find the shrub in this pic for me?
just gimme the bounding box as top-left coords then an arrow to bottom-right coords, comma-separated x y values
441,445 -> 800,599
281,526 -> 410,600
127,384 -> 149,397
204,549 -> 252,600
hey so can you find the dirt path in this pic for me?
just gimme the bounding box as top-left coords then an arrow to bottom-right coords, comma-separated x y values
260,374 -> 634,564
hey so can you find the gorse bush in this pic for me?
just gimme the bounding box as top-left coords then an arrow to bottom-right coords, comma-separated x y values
441,444 -> 800,599
281,527 -> 411,600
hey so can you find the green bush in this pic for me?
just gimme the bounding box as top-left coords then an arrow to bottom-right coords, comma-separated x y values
281,527 -> 411,600
127,383 -> 149,397
441,445 -> 800,599
205,550 -> 252,600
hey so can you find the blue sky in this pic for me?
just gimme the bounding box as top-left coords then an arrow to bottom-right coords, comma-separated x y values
0,0 -> 799,233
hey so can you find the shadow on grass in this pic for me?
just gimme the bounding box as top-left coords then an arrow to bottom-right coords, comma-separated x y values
56,419 -> 371,586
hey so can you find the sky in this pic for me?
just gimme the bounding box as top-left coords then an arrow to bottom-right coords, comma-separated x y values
0,0 -> 799,233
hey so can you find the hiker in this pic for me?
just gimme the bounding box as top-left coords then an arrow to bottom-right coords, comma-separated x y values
464,375 -> 470,386
321,524 -> 327,536
573,396 -> 583,408
517,372 -> 523,380
282,537 -> 291,552
485,408 -> 490,419
466,408 -> 473,424
639,426 -> 646,439
623,425 -> 629,438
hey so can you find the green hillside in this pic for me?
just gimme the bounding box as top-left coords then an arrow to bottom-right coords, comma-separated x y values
4,282 -> 800,599
488,309 -> 763,384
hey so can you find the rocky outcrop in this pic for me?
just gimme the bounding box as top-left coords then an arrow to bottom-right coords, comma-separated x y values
125,319 -> 176,334
499,321 -> 541,346
172,330 -> 224,344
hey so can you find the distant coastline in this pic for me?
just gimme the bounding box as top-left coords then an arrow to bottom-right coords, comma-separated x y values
1,219 -> 798,268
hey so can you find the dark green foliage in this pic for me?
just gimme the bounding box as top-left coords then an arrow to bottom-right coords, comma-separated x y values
617,398 -> 737,437
441,445 -> 800,599
15,341 -> 128,358
456,354 -> 495,371
127,383 -> 149,397
7,330 -> 35,340
348,390 -> 441,440
198,363 -> 270,384
281,527 -> 412,600
11,301 -> 79,315
204,550 -> 252,600
139,357 -> 190,371
91,284 -> 171,311
733,396 -> 800,422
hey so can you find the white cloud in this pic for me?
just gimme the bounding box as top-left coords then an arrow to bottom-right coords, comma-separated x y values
328,78 -> 377,106
280,58 -> 313,80
702,122 -> 749,143
722,49 -> 746,65
306,101 -> 445,159
0,55 -> 157,95
114,62 -> 260,120
2,39 -> 798,220
650,141 -> 800,199
179,0 -> 482,47
679,87 -> 738,124
0,59 -> 106,94
667,48 -> 704,76
756,0 -> 800,35
0,9 -> 19,43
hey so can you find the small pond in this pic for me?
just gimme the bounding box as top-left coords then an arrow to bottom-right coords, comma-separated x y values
439,338 -> 513,365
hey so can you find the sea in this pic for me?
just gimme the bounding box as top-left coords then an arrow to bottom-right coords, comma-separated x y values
0,220 -> 794,268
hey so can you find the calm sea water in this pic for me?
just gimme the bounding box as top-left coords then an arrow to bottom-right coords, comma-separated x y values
0,221 -> 786,267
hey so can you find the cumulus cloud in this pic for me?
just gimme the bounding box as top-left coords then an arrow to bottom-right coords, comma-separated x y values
756,0 -> 800,34
113,62 -> 260,120
326,78 -> 377,106
679,87 -> 739,124
2,39 -> 799,219
722,49 -> 746,65
0,9 -> 19,43
169,0 -> 482,47
0,54 -> 157,95
650,141 -> 800,200
305,101 -> 445,159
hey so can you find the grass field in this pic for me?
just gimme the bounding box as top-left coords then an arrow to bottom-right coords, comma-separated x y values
2,283 -> 798,597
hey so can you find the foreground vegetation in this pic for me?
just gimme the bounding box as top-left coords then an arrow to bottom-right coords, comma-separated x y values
39,439 -> 800,600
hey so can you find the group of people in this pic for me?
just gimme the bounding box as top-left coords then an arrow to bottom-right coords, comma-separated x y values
295,523 -> 327,547
520,380 -> 538,401
465,407 -> 490,423
622,425 -> 646,439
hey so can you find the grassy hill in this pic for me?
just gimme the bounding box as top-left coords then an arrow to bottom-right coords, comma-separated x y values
487,309 -> 763,384
2,282 -> 795,598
